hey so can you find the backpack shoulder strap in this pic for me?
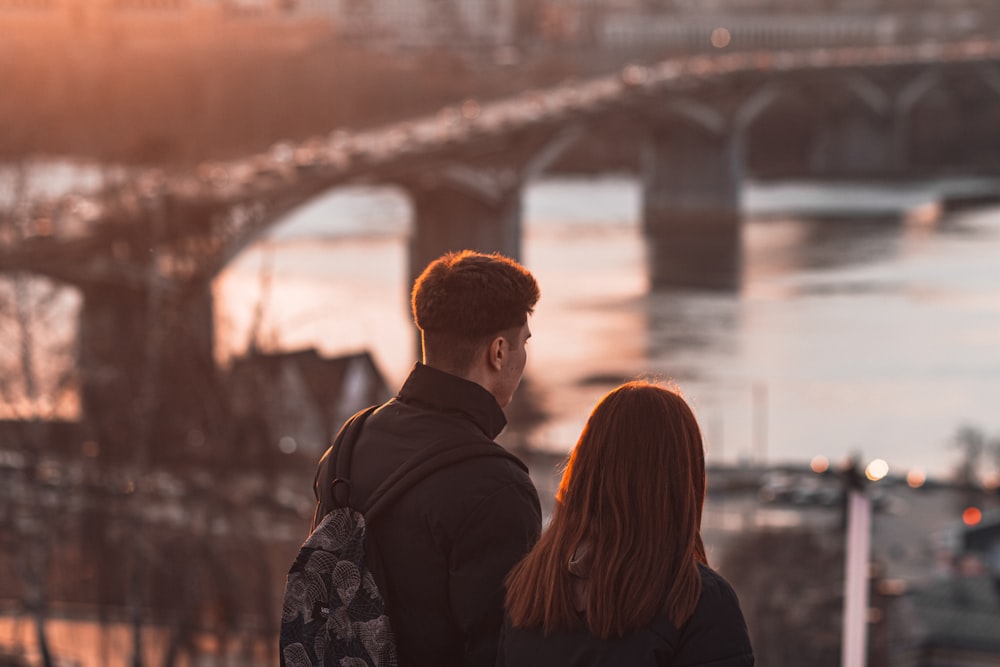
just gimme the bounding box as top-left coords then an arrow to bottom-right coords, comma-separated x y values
364,442 -> 525,522
329,404 -> 379,508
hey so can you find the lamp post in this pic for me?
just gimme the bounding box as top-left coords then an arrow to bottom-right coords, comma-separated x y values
841,459 -> 872,667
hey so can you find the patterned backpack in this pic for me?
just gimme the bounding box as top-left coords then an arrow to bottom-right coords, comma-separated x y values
279,406 -> 523,667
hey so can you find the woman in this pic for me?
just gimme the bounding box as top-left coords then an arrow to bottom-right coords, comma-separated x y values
499,381 -> 754,666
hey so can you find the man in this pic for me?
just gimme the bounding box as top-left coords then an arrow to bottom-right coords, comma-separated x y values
312,250 -> 542,667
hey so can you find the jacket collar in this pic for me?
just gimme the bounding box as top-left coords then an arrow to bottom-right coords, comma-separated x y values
397,362 -> 507,440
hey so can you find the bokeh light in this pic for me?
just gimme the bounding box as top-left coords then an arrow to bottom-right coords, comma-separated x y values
278,435 -> 298,454
983,472 -> 1000,492
711,27 -> 731,49
810,455 -> 829,473
865,458 -> 889,481
460,98 -> 481,121
906,469 -> 926,488
962,506 -> 983,526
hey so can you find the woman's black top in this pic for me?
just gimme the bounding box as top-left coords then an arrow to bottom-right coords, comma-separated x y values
498,563 -> 754,667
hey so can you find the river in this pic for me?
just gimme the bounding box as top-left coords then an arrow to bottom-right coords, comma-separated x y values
212,175 -> 1000,482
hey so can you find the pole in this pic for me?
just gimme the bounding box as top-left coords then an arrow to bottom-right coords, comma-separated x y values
842,486 -> 872,667
752,382 -> 767,465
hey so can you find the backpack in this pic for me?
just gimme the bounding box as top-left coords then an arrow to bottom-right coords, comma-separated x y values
279,405 -> 525,667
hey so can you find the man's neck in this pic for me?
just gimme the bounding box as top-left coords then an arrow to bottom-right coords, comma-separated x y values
423,359 -> 494,400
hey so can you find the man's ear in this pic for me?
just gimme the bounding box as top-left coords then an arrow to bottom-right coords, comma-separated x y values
487,335 -> 505,372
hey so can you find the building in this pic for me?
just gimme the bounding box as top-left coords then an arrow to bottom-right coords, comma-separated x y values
318,0 -> 518,48
227,348 -> 392,460
0,0 -> 334,49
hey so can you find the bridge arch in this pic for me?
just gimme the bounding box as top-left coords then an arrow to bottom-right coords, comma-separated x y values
891,67 -> 995,171
842,73 -> 892,116
660,98 -> 729,137
736,75 -> 899,178
916,63 -> 1000,173
735,81 -> 827,179
974,64 -> 1000,99
810,73 -> 895,176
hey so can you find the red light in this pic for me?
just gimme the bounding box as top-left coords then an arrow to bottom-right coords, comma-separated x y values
962,507 -> 983,526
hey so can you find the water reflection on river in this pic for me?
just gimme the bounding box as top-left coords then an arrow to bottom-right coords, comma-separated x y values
215,176 -> 1000,480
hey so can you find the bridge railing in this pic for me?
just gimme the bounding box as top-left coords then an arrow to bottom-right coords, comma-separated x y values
531,7 -> 1000,58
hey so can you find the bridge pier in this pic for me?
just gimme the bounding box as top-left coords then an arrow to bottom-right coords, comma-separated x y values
403,171 -> 523,360
405,171 -> 522,288
78,282 -> 223,465
640,128 -> 742,290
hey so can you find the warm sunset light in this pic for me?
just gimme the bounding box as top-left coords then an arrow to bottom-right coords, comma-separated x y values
865,458 -> 889,481
810,455 -> 829,473
906,469 -> 926,488
963,507 -> 983,526
7,3 -> 1000,667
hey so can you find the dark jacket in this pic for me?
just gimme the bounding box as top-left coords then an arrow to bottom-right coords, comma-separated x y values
313,362 -> 542,667
497,563 -> 754,667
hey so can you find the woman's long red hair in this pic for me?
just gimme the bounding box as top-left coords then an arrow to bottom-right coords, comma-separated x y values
505,381 -> 707,638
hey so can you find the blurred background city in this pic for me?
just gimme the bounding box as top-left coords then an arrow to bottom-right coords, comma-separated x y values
2,0 -> 1000,665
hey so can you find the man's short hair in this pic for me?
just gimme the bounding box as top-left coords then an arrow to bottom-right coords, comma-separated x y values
412,250 -> 540,368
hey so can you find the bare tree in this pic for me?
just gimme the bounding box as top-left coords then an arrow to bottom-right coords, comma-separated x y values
0,160 -> 319,667
953,424 -> 986,488
0,162 -> 77,667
